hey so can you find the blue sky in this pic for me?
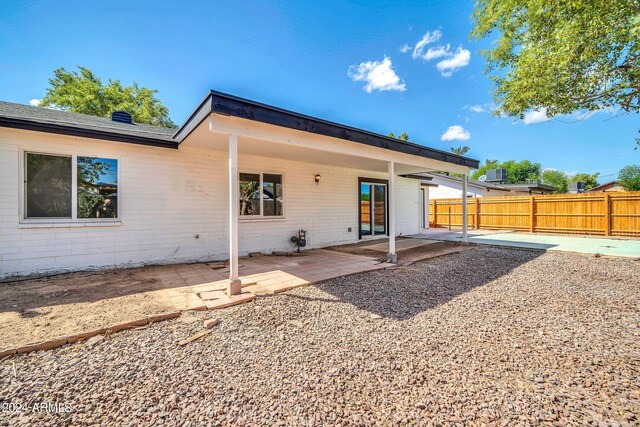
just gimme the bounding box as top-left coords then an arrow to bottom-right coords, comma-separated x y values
1,0 -> 637,179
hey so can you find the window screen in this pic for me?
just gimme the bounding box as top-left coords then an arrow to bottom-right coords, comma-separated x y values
26,153 -> 72,218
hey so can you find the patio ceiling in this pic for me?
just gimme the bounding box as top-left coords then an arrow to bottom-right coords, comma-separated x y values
183,113 -> 469,175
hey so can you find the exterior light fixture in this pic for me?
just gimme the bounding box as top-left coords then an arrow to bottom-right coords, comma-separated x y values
314,173 -> 321,184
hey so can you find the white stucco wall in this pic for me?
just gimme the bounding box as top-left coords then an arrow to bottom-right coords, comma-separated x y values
0,128 -> 420,278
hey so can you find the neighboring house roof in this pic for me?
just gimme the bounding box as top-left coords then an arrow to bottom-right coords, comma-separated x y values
502,183 -> 558,193
420,173 -> 511,192
0,101 -> 177,148
421,173 -> 558,193
0,91 -> 480,169
585,181 -> 622,192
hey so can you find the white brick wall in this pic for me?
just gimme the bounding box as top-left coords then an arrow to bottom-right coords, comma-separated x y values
0,129 -> 420,278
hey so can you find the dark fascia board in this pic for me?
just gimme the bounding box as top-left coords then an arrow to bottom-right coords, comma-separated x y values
399,174 -> 434,180
0,117 -> 178,149
174,90 -> 480,169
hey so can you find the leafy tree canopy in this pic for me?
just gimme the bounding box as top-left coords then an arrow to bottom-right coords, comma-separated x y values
39,66 -> 175,128
471,0 -> 639,131
569,172 -> 600,190
541,169 -> 569,193
471,159 -> 542,184
451,146 -> 471,155
618,164 -> 640,190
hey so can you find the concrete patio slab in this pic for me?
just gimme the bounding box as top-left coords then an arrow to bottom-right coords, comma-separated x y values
363,238 -> 439,252
415,229 -> 640,258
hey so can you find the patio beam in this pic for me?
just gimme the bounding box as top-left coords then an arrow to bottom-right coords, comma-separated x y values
228,133 -> 241,295
462,173 -> 468,243
387,161 -> 397,263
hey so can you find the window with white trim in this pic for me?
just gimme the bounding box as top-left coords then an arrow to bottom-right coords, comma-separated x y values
239,172 -> 283,217
24,152 -> 119,220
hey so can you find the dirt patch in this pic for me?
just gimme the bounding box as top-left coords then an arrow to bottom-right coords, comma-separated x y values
327,239 -> 463,265
0,267 -> 176,351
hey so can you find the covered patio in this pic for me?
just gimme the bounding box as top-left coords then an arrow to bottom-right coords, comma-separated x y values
177,91 -> 477,298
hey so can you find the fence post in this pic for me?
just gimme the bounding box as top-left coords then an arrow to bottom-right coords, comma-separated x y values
604,193 -> 611,236
529,196 -> 535,233
432,199 -> 436,227
448,207 -> 452,230
475,198 -> 480,229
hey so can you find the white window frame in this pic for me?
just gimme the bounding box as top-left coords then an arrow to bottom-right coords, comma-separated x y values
238,171 -> 285,220
20,150 -> 121,226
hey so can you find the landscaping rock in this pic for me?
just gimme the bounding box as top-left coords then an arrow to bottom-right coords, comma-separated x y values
1,247 -> 638,425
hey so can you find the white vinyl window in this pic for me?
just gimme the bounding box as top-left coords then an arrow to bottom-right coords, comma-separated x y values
24,152 -> 119,221
239,172 -> 283,217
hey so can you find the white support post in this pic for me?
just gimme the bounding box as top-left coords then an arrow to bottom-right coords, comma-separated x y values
387,161 -> 397,263
462,173 -> 468,243
228,133 -> 241,295
425,186 -> 430,230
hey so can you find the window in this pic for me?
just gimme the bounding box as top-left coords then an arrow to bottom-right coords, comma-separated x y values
262,173 -> 283,216
239,172 -> 283,217
24,153 -> 118,220
77,157 -> 118,219
26,153 -> 72,218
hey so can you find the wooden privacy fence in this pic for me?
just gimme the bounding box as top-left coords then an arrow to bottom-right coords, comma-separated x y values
429,192 -> 640,237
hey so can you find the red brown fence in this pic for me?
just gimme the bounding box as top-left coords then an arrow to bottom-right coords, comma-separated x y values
429,192 -> 640,237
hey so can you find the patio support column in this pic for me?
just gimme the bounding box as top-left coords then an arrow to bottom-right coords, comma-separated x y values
462,173 -> 468,243
228,133 -> 241,295
387,161 -> 397,263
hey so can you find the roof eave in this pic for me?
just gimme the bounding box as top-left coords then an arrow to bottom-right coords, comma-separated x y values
174,90 -> 480,169
0,116 -> 178,149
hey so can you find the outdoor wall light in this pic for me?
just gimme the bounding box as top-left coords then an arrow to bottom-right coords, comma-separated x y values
315,173 -> 321,184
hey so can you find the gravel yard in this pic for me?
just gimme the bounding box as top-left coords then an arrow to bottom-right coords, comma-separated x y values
1,246 -> 639,426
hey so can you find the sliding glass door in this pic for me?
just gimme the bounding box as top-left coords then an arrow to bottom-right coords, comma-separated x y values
360,181 -> 387,237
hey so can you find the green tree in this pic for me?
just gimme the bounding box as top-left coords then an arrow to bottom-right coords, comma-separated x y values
471,0 -> 639,138
451,146 -> 470,155
39,66 -> 175,128
541,169 -> 569,193
569,172 -> 600,191
388,131 -> 410,141
618,165 -> 640,191
472,159 -> 542,184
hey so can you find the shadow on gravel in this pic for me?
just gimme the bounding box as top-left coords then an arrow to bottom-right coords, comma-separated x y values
311,247 -> 544,320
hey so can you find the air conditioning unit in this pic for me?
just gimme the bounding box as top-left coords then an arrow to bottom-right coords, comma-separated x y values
485,168 -> 507,183
568,182 -> 586,193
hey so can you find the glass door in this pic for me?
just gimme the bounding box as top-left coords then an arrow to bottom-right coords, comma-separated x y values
360,182 -> 387,237
360,183 -> 372,236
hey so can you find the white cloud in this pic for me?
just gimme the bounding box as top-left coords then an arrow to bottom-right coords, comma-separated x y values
29,99 -> 41,106
468,104 -> 488,113
441,125 -> 471,141
399,43 -> 411,53
412,30 -> 442,59
436,46 -> 471,77
348,57 -> 406,93
422,44 -> 451,61
407,30 -> 471,76
522,108 -> 550,124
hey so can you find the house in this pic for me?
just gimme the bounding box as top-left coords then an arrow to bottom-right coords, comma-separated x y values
585,181 -> 625,193
423,173 -> 557,200
0,90 -> 479,288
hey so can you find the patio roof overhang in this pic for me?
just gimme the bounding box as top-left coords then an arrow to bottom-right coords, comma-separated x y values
174,90 -> 480,170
